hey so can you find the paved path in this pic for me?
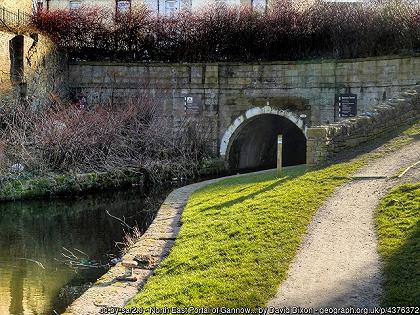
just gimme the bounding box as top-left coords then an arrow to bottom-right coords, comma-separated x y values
268,141 -> 420,309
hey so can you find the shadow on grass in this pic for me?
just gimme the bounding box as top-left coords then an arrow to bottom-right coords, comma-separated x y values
330,122 -> 420,164
202,166 -> 307,212
382,220 -> 420,306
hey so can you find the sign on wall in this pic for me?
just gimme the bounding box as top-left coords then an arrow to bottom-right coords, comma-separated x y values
338,93 -> 357,117
184,96 -> 200,114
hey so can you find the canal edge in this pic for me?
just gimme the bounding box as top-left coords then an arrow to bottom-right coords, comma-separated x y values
63,169 -> 273,315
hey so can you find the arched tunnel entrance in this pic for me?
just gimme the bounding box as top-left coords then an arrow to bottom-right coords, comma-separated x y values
227,114 -> 307,171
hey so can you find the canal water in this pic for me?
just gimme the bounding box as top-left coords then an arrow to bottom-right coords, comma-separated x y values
0,187 -> 171,315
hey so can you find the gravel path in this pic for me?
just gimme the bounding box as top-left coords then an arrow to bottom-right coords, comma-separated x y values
268,140 -> 420,309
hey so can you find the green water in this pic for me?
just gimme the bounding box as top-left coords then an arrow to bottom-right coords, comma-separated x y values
0,188 -> 169,315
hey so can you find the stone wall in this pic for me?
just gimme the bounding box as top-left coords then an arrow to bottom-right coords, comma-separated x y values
0,31 -> 68,109
0,0 -> 32,13
306,87 -> 420,166
69,56 -> 420,124
69,55 -> 420,155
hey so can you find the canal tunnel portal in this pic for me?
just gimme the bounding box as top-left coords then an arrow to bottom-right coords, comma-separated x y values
220,109 -> 307,171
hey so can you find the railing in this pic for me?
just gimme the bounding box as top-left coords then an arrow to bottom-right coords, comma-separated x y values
0,6 -> 32,31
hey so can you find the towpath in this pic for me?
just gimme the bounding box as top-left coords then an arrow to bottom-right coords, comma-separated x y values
268,140 -> 420,308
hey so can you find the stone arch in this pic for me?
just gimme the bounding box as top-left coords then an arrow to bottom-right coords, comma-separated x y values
220,106 -> 307,171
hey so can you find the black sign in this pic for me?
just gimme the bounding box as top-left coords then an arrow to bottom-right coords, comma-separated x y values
338,94 -> 357,117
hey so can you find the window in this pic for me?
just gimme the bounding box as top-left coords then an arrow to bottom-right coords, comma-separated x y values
69,0 -> 81,10
143,0 -> 158,12
116,0 -> 131,14
34,0 -> 43,12
252,0 -> 267,12
9,35 -> 24,84
165,0 -> 179,15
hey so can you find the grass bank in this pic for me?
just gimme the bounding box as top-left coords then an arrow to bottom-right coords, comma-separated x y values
376,183 -> 420,306
128,162 -> 365,308
126,122 -> 419,309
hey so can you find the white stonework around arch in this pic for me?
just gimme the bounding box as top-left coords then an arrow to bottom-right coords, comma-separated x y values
219,106 -> 307,158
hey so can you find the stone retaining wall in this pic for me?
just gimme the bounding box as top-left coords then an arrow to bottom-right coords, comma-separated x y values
69,55 -> 420,156
69,56 -> 420,126
0,0 -> 32,14
0,31 -> 68,109
64,169 -> 272,315
306,87 -> 420,166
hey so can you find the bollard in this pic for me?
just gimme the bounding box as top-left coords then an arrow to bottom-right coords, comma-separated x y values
116,260 -> 138,282
277,135 -> 283,177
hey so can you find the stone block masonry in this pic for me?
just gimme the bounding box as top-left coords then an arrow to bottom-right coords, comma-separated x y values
306,87 -> 420,166
0,31 -> 68,109
0,0 -> 32,14
69,55 -> 420,158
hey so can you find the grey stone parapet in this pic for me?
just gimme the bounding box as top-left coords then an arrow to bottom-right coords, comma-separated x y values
306,87 -> 420,166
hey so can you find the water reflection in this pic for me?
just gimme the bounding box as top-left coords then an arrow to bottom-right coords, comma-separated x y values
0,188 -> 169,315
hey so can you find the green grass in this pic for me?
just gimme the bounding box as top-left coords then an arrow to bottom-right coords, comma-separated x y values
403,121 -> 420,138
382,121 -> 420,152
126,121 -> 420,309
127,160 -> 366,308
376,183 -> 420,306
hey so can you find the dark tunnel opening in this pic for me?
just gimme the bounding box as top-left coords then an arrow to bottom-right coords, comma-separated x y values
228,114 -> 307,172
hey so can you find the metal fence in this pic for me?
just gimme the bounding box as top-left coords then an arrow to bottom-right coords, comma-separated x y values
0,6 -> 32,30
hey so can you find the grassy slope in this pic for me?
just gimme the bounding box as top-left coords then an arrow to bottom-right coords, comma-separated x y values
127,121 -> 419,308
128,161 -> 365,308
376,183 -> 420,306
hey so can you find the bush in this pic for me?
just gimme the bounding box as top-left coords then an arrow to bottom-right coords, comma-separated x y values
0,98 -> 212,183
32,0 -> 420,62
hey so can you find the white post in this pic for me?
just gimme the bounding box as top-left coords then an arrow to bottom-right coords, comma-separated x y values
277,135 -> 283,177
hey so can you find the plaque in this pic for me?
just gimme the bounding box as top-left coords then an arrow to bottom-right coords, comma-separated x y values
338,94 -> 357,117
184,96 -> 200,114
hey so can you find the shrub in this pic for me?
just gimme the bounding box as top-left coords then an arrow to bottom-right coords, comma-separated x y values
0,98 -> 212,182
32,0 -> 420,62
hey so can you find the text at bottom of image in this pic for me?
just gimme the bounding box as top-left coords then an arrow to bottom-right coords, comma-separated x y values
99,306 -> 420,315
